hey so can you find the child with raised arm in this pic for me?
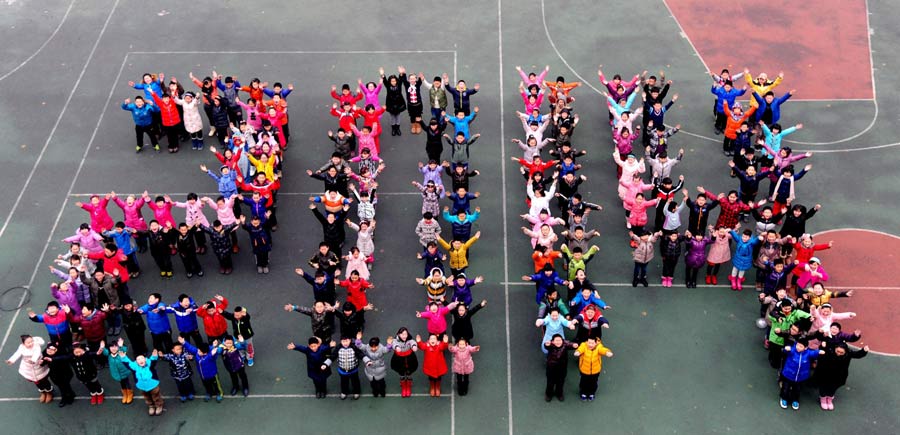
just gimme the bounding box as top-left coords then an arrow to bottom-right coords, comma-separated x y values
287,337 -> 333,398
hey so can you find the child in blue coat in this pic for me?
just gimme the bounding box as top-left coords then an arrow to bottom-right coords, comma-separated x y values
729,226 -> 760,291
779,338 -> 823,410
288,337 -> 333,398
121,97 -> 160,152
180,337 -> 223,402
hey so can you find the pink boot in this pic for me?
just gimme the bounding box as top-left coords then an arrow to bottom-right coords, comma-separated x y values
820,397 -> 829,410
667,277 -> 674,287
826,396 -> 834,410
728,275 -> 737,290
738,277 -> 745,291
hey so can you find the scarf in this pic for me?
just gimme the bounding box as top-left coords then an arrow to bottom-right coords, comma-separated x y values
771,175 -> 795,202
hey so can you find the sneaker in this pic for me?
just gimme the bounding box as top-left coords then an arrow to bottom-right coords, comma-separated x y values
149,406 -> 156,415
340,394 -> 347,400
791,401 -> 799,410
242,388 -> 249,397
180,396 -> 186,403
257,266 -> 263,274
187,394 -> 194,401
209,127 -> 216,137
580,394 -> 587,401
247,358 -> 254,367
216,395 -> 223,403
588,395 -> 595,401
166,271 -> 173,277
545,394 -> 552,402
231,387 -> 238,396
154,145 -> 160,152
820,397 -> 828,410
160,271 -> 166,277
187,273 -> 193,279
136,146 -> 143,153
263,267 -> 269,274
826,396 -> 834,410
780,399 -> 788,409
352,394 -> 360,400
204,395 -> 211,402
155,407 -> 164,415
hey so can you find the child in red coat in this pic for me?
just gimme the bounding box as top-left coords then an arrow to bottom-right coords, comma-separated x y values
417,333 -> 450,397
197,295 -> 229,343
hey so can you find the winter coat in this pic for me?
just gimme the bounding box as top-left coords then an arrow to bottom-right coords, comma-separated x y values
139,302 -> 172,334
175,97 -> 203,133
768,310 -> 811,346
755,237 -> 789,269
293,343 -> 332,382
359,340 -> 392,381
450,302 -> 485,341
63,229 -> 104,254
196,297 -> 229,338
31,310 -> 71,338
712,195 -> 754,230
182,342 -> 219,380
415,218 -> 442,247
122,102 -> 158,126
762,263 -> 798,295
359,82 -> 383,109
222,311 -> 254,340
723,104 -> 756,140
684,237 -> 712,268
147,200 -> 176,228
160,352 -> 193,381
660,236 -> 685,259
781,346 -> 819,382
710,85 -> 746,114
631,233 -> 660,263
165,300 -> 200,333
174,201 -> 210,228
814,347 -> 867,387
123,355 -> 160,391
527,271 -> 567,304
151,93 -> 180,127
383,76 -> 407,114
206,171 -> 239,199
71,353 -> 99,382
7,337 -> 49,382
112,197 -> 148,231
79,199 -> 115,233
242,223 -> 272,254
437,235 -> 479,271
86,249 -> 129,283
575,341 -> 612,375
449,345 -> 479,375
706,232 -> 732,264
780,206 -> 817,239
220,343 -> 246,373
730,230 -> 760,270
792,240 -> 830,276
68,310 -> 107,342
418,340 -> 449,378
200,224 -> 238,257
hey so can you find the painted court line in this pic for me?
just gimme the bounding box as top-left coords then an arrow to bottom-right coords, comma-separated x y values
0,0 -> 76,82
497,1 -> 514,434
0,393 -> 440,402
0,21 -> 125,357
128,50 -> 457,55
0,0 -> 119,243
501,282 -> 900,290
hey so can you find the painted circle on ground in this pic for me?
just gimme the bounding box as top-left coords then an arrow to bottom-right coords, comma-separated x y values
811,229 -> 900,356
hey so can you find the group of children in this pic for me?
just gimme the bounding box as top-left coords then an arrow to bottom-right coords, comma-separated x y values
5,62 -> 872,414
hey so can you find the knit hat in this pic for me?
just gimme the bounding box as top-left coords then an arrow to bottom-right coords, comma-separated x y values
732,101 -> 742,110
808,257 -> 820,264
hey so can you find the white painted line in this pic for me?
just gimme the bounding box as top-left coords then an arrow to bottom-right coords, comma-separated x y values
0,393 -> 439,402
128,50 -> 456,55
540,0 -> 603,95
501,282 -> 900,290
0,0 -> 76,82
0,0 -> 122,356
660,0 -> 712,74
70,192 -> 421,197
497,1 -> 513,434
0,0 -> 120,242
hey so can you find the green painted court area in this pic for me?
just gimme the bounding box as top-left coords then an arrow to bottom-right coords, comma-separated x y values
0,0 -> 898,434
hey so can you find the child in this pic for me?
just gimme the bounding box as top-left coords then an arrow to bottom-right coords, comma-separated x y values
814,342 -> 868,410
729,225 -> 760,290
770,164 -> 812,215
28,301 -> 73,350
288,337 -> 333,398
286,301 -> 334,342
121,96 -> 160,152
165,294 -> 203,347
120,350 -> 164,415
448,338 -> 480,396
160,342 -> 196,402
417,242 -> 446,278
358,335 -> 392,397
146,220 -> 174,277
779,338 -> 821,410
120,300 -> 148,356
413,180 -> 444,216
99,338 -> 133,405
544,334 -> 578,402
349,184 -> 376,222
660,231 -> 685,287
417,301 -> 459,336
437,231 -> 481,276
197,295 -> 229,343
339,271 -> 375,317
535,308 -> 577,354
328,333 -> 365,400
70,341 -> 105,404
418,333 -> 450,397
768,300 -> 812,368
450,300 -> 488,343
102,223 -> 140,277
175,223 -> 204,278
5,335 -> 52,403
299,262 -> 338,304
629,229 -> 662,287
63,223 -> 104,254
180,337 -> 223,402
200,220 -> 239,274
240,214 -> 273,274
573,337 -> 613,401
415,212 -> 442,251
41,342 -> 76,406
444,108 -> 479,141
138,293 -> 173,352
174,91 -> 205,149
218,336 -> 249,397
384,328 -> 419,398
574,304 -> 610,342
523,264 -> 569,304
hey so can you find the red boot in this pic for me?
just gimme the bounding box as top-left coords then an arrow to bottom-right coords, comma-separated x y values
96,393 -> 104,405
711,275 -> 718,285
90,395 -> 98,405
738,277 -> 745,291
705,275 -> 711,285
728,275 -> 737,290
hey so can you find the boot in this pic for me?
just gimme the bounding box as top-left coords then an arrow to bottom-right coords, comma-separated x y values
820,397 -> 828,410
39,392 -> 48,403
826,396 -> 834,410
126,388 -> 134,404
429,380 -> 436,397
632,276 -> 639,287
121,389 -> 128,404
96,393 -> 105,405
434,381 -> 441,397
711,275 -> 718,285
405,379 -> 412,397
395,124 -> 401,136
705,275 -> 712,285
738,277 -> 745,291
728,275 -> 737,290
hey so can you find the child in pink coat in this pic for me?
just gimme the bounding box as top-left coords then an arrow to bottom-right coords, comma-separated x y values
358,78 -> 383,110
110,192 -> 149,253
142,192 -> 176,228
448,338 -> 480,396
416,301 -> 459,335
705,226 -> 732,285
796,257 -> 829,290
174,193 -> 210,254
623,194 -> 659,231
63,224 -> 104,254
76,195 -> 115,233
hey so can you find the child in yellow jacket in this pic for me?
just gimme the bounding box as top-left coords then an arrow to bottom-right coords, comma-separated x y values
437,231 -> 480,276
573,337 -> 613,401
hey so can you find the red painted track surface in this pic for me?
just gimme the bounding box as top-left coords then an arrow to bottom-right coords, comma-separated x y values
666,0 -> 874,100
814,229 -> 899,355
